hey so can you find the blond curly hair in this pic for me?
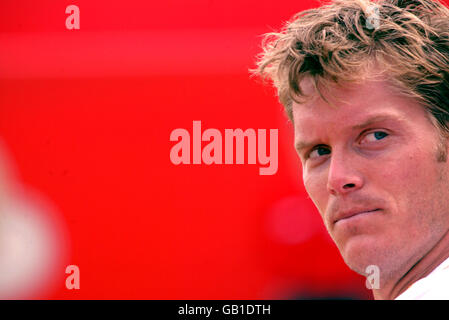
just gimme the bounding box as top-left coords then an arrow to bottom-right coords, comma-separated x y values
254,0 -> 449,134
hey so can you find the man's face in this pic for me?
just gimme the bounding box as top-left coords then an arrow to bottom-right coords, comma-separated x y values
293,76 -> 449,281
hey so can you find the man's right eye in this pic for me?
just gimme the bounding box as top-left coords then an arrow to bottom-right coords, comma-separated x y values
308,146 -> 331,159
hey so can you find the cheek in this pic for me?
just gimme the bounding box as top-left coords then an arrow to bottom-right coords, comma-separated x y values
303,170 -> 328,216
372,150 -> 444,224
379,152 -> 434,192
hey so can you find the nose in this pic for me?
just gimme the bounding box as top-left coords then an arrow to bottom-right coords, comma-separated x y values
326,150 -> 364,196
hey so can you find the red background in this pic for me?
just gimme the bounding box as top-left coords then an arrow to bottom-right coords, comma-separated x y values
0,0 -> 372,299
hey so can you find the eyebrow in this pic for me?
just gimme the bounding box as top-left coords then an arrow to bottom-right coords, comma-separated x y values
295,114 -> 401,153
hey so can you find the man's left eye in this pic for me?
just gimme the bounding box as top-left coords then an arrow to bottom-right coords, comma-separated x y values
362,131 -> 389,143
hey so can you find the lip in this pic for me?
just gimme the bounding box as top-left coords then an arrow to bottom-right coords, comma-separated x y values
334,208 -> 381,224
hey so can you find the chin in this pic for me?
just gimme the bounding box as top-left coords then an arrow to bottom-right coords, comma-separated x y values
337,234 -> 386,276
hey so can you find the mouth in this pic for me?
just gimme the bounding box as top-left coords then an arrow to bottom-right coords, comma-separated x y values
334,208 -> 381,225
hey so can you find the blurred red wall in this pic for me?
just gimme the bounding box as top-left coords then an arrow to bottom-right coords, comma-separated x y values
0,0 -> 372,299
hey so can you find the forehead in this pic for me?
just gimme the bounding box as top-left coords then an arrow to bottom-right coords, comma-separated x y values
292,77 -> 428,135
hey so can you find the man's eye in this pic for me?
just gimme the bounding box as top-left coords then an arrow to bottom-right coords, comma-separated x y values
362,131 -> 389,143
309,146 -> 331,159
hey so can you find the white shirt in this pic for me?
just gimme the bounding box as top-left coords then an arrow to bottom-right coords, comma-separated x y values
395,257 -> 449,300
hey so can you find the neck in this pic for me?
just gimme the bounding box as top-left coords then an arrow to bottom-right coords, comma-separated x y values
372,230 -> 449,300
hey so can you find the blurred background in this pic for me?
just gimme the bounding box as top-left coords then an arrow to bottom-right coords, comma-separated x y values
0,0 -> 372,299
